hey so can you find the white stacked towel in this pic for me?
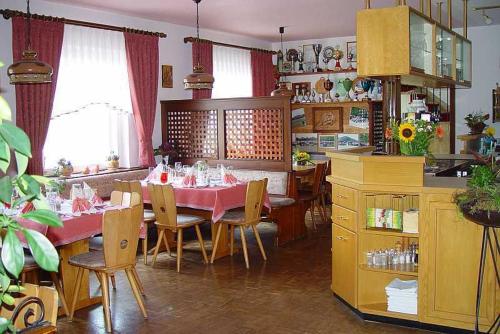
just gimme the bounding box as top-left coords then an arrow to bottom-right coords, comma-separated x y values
385,278 -> 418,315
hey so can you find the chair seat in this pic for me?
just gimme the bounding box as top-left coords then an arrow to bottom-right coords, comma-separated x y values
69,251 -> 105,270
269,196 -> 295,207
220,210 -> 246,224
156,214 -> 204,228
299,190 -> 318,202
144,209 -> 156,222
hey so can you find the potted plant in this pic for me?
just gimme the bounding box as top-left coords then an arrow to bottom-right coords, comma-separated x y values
57,158 -> 73,177
464,112 -> 490,135
454,157 -> 500,226
293,149 -> 312,166
0,66 -> 63,331
106,151 -> 119,170
388,119 -> 444,156
153,142 -> 178,165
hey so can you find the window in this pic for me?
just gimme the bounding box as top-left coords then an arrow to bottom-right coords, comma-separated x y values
43,25 -> 138,170
211,45 -> 252,99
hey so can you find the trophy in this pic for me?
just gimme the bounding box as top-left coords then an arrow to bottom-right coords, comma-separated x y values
342,78 -> 353,101
286,49 -> 298,73
323,78 -> 334,102
297,51 -> 304,73
322,47 -> 334,71
332,45 -> 344,71
361,80 -> 373,101
312,44 -> 322,72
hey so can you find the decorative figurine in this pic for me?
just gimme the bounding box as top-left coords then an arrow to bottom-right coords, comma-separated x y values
332,45 -> 344,71
323,78 -> 334,103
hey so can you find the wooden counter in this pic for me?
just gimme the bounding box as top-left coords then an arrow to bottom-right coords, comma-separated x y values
326,151 -> 498,332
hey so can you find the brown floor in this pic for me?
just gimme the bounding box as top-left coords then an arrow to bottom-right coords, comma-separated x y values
56,220 -> 437,334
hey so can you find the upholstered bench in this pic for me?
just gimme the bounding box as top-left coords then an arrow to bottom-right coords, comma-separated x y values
59,169 -> 149,199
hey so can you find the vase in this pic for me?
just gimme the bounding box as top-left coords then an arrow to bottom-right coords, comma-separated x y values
107,160 -> 119,170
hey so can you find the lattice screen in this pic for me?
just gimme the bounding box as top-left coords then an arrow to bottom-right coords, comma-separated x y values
225,109 -> 284,160
166,110 -> 218,159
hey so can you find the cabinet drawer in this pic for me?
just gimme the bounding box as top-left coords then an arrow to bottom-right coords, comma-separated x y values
332,184 -> 357,211
332,224 -> 357,307
332,204 -> 357,232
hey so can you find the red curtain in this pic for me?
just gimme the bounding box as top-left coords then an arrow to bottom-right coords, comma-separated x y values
124,32 -> 159,167
12,17 -> 64,175
251,50 -> 275,97
192,41 -> 213,100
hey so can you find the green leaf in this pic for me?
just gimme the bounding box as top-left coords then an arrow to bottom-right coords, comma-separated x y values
0,317 -> 10,333
22,209 -> 63,227
15,151 -> 29,176
1,228 -> 24,277
7,285 -> 25,292
0,122 -> 31,157
33,198 -> 50,210
0,96 -> 11,122
17,175 -> 40,197
23,229 -> 59,272
0,176 -> 12,204
0,137 -> 10,174
31,175 -> 52,185
1,293 -> 15,306
0,273 -> 9,293
12,194 -> 36,208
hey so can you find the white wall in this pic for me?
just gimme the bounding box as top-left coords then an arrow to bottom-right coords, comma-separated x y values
455,25 -> 500,153
0,0 -> 271,149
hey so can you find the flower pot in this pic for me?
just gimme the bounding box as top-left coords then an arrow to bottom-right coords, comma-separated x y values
107,160 -> 119,170
460,203 -> 500,228
469,123 -> 487,135
58,166 -> 73,177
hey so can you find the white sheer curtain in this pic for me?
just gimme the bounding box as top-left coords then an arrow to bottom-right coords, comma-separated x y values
44,25 -> 138,169
211,45 -> 252,98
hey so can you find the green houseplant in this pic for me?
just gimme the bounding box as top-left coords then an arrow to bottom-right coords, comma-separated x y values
0,62 -> 63,332
464,112 -> 489,135
106,151 -> 119,170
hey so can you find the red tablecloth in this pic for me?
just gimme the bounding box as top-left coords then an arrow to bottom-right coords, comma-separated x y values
19,205 -> 145,247
142,182 -> 271,222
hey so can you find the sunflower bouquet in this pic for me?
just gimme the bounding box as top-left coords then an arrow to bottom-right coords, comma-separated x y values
388,119 -> 443,156
293,149 -> 312,165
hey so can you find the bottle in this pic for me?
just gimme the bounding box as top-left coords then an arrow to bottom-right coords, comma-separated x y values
160,159 -> 168,184
414,244 -> 419,266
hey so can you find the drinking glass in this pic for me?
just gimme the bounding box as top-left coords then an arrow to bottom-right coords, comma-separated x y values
175,162 -> 182,172
71,184 -> 84,200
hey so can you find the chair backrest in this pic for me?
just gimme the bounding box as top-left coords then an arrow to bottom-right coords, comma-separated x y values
113,180 -> 144,204
244,179 -> 267,225
147,183 -> 177,229
0,283 -> 58,328
110,190 -> 140,207
102,205 -> 142,269
311,163 -> 327,196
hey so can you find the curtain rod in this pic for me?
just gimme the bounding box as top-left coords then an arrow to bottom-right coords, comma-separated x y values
0,9 -> 167,38
184,37 -> 276,54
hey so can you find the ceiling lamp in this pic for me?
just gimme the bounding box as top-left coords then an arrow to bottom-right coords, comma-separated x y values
7,0 -> 53,84
184,0 -> 214,90
482,10 -> 493,25
271,26 -> 293,98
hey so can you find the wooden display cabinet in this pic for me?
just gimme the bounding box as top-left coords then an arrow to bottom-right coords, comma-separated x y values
357,6 -> 471,88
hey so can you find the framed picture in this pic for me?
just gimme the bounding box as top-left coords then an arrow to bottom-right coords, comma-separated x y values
318,134 -> 338,152
294,133 -> 318,153
162,65 -> 173,88
359,133 -> 370,146
302,44 -> 315,64
349,107 -> 369,129
313,107 -> 343,132
337,133 -> 360,150
346,41 -> 357,65
292,107 -> 306,128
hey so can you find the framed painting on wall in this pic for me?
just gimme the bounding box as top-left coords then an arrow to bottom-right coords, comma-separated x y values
294,133 -> 318,153
318,134 -> 338,152
313,107 -> 343,132
162,65 -> 173,88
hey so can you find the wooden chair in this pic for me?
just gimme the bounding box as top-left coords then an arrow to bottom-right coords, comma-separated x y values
319,160 -> 331,221
0,283 -> 58,333
114,180 -> 156,265
298,163 -> 327,230
68,205 -> 147,333
211,179 -> 268,269
147,183 -> 208,273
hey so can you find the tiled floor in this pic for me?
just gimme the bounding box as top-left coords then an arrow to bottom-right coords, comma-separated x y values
56,221 -> 436,334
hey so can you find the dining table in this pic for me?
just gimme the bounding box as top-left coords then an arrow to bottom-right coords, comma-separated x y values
141,181 -> 271,259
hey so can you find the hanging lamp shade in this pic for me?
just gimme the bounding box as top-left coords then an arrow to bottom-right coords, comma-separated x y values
8,50 -> 53,84
184,0 -> 214,90
270,26 -> 292,98
8,0 -> 53,84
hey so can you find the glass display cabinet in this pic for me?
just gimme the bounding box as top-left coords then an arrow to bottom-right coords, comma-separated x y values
410,12 -> 433,75
435,28 -> 453,78
455,36 -> 472,83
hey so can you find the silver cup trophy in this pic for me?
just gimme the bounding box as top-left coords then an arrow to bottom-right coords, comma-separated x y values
312,44 -> 322,72
297,51 -> 304,73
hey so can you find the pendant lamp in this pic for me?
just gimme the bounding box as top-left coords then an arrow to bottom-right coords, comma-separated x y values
8,0 -> 53,84
271,26 -> 293,98
184,0 -> 215,90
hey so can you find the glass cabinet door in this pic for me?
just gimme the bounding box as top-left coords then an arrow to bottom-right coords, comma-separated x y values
462,39 -> 472,82
436,28 -> 453,78
455,37 -> 464,81
410,12 -> 433,74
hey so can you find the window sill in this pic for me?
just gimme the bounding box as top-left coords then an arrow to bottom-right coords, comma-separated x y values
46,167 -> 147,180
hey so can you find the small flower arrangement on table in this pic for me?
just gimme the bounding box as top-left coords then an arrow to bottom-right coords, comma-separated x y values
387,119 -> 444,156
57,158 -> 73,177
293,149 -> 312,166
106,151 -> 119,170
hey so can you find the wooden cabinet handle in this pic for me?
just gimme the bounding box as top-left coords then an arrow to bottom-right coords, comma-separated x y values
335,236 -> 348,241
336,194 -> 346,199
336,216 -> 347,220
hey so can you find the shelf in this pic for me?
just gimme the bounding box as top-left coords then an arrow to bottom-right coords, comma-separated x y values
359,303 -> 418,321
361,229 -> 419,238
359,264 -> 418,277
279,68 -> 357,77
291,100 -> 382,107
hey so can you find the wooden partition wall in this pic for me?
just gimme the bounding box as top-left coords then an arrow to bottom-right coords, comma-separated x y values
160,97 -> 292,172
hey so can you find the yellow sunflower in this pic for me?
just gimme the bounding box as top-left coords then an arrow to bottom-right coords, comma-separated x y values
398,123 -> 416,143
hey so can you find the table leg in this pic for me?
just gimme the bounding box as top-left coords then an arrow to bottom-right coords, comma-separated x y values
211,222 -> 232,260
58,239 -> 102,315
